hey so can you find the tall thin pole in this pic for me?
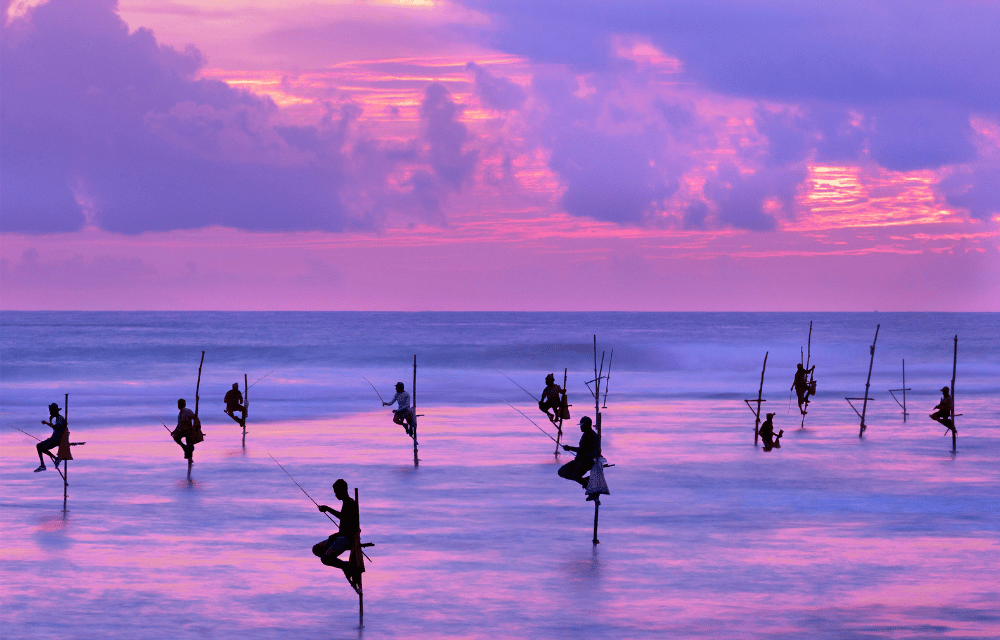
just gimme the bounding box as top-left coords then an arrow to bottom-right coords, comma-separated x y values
242,373 -> 248,448
63,393 -> 69,501
950,335 -> 958,452
805,321 -> 812,370
356,487 -> 364,628
195,351 -> 205,417
592,335 -> 601,545
555,368 -> 567,455
859,324 -> 879,437
412,355 -> 418,467
902,360 -> 907,422
754,352 -> 767,445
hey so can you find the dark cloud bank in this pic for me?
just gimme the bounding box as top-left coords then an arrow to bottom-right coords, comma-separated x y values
459,0 -> 1000,225
1,0 -> 474,233
3,0 -> 999,235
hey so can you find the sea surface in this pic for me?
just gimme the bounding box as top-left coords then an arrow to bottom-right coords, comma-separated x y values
1,312 -> 998,639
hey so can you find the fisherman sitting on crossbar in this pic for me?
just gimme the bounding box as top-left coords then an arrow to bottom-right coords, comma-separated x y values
930,386 -> 955,433
313,479 -> 362,594
34,403 -> 67,472
384,382 -> 415,437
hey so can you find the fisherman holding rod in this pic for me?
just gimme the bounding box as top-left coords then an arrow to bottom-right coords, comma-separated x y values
558,416 -> 599,489
380,382 -> 415,437
34,402 -> 67,472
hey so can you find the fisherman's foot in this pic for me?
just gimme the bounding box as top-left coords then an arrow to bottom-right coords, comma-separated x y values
585,493 -> 598,502
33,464 -> 46,472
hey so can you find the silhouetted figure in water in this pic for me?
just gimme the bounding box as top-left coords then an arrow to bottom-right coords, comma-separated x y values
538,373 -> 565,424
930,387 -> 955,433
558,416 -> 599,487
759,412 -> 783,450
384,382 -> 414,437
791,363 -> 816,415
224,383 -> 245,425
172,398 -> 201,461
313,478 -> 362,593
34,403 -> 67,472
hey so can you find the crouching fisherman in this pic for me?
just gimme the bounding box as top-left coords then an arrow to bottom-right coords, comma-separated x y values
538,373 -> 566,424
313,479 -> 363,594
172,398 -> 204,461
930,386 -> 956,433
383,382 -> 415,437
34,403 -> 67,472
558,416 -> 599,488
224,383 -> 245,425
759,412 -> 783,451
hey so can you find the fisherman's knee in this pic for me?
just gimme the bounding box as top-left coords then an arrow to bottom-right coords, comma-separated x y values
312,542 -> 327,558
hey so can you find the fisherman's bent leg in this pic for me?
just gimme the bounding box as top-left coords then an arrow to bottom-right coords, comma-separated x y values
319,536 -> 352,567
558,460 -> 589,486
36,434 -> 60,465
172,432 -> 193,459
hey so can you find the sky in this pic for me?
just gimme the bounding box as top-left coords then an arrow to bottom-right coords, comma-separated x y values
1,0 -> 997,310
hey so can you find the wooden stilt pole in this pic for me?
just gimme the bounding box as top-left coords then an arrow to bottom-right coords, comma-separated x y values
749,352 -> 767,445
63,393 -> 69,504
191,351 -> 204,471
592,336 -> 602,546
555,368 -> 567,456
195,351 -> 204,416
859,325 -> 878,437
845,325 -> 879,438
801,322 -> 813,430
950,335 -> 958,452
889,359 -> 910,422
242,373 -> 248,449
356,487 -> 364,628
412,355 -> 418,467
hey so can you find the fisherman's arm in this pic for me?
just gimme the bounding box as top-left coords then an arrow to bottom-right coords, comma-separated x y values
317,504 -> 342,517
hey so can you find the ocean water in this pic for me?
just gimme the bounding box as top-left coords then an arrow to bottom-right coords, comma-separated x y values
1,312 -> 998,639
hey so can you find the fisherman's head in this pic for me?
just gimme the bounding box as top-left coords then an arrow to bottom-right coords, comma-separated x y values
48,403 -> 60,416
232,383 -> 239,390
396,382 -> 405,392
797,363 -> 804,370
766,412 -> 775,419
332,478 -> 349,499
545,373 -> 555,384
178,398 -> 187,410
578,416 -> 593,431
941,386 -> 951,394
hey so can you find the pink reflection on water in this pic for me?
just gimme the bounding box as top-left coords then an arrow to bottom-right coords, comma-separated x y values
1,397 -> 998,638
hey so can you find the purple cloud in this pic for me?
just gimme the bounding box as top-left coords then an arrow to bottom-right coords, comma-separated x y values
458,0 -> 1000,218
421,83 -> 478,190
466,62 -> 526,111
0,0 -> 460,234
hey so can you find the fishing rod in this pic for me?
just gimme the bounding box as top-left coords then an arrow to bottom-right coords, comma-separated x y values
247,370 -> 275,390
362,377 -> 386,404
498,371 -> 539,402
268,453 -> 337,524
7,424 -> 40,441
507,403 -> 559,445
160,419 -> 173,435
